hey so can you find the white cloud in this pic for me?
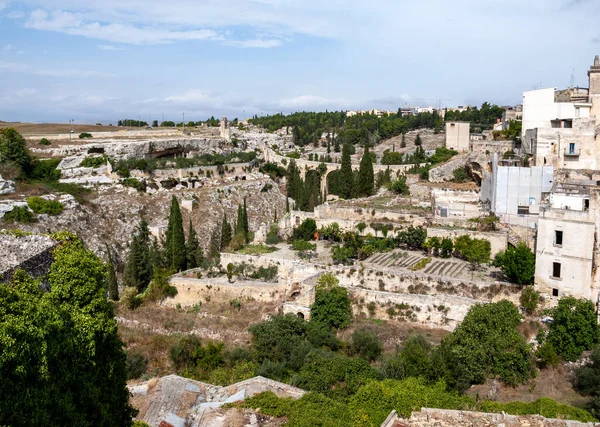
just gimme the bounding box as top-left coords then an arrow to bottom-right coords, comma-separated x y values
3,44 -> 14,51
0,60 -> 116,77
98,44 -> 124,51
224,39 -> 282,48
25,9 -> 222,44
279,95 -> 353,110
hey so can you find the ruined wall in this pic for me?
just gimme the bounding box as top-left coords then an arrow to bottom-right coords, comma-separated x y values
166,276 -> 284,307
428,153 -> 469,182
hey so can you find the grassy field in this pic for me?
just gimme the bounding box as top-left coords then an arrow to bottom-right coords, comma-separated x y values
0,121 -> 118,135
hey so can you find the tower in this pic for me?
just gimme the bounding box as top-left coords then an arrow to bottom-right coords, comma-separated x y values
588,55 -> 600,119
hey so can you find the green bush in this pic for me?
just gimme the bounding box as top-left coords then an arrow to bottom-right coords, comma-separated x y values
292,240 -> 317,259
292,218 -> 317,241
28,158 -> 61,181
493,242 -> 536,285
520,286 -> 540,315
80,156 -> 106,168
350,328 -> 383,361
546,297 -> 600,361
437,300 -> 535,390
79,132 -> 92,139
3,206 -> 34,223
479,398 -> 595,422
44,182 -> 90,203
452,166 -> 470,182
39,138 -> 51,145
386,176 -> 410,195
126,350 -> 147,380
122,178 -> 147,192
310,284 -> 352,329
27,197 -> 64,215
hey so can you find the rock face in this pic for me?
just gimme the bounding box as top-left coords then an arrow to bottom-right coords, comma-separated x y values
0,175 -> 16,195
0,233 -> 57,282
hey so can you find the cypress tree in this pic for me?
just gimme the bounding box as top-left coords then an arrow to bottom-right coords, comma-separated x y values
339,143 -> 354,199
236,204 -> 244,235
414,133 -> 422,146
358,145 -> 375,197
124,219 -> 153,293
286,197 -> 290,213
208,223 -> 221,260
286,160 -> 303,204
186,219 -> 203,268
164,196 -> 186,272
106,245 -> 119,301
221,213 -> 233,250
242,197 -> 249,242
401,133 -> 406,148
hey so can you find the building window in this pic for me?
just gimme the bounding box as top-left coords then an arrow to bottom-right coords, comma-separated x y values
554,230 -> 563,246
551,120 -> 561,128
563,120 -> 573,128
552,288 -> 559,297
552,262 -> 562,279
569,143 -> 576,155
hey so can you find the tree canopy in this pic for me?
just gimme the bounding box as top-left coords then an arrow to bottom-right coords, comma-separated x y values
0,235 -> 135,426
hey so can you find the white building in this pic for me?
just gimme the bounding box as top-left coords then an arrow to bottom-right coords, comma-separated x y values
480,153 -> 553,218
535,189 -> 597,301
445,121 -> 470,152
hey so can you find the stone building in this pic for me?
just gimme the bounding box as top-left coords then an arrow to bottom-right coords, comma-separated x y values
445,121 -> 470,152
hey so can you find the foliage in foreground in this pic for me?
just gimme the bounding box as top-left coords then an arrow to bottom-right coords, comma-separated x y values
240,378 -> 595,427
0,235 -> 135,426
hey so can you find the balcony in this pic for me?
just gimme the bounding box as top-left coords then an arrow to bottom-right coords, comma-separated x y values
564,148 -> 581,157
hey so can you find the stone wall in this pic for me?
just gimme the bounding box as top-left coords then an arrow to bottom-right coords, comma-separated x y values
428,153 -> 469,182
166,276 -> 284,307
389,408 -> 599,427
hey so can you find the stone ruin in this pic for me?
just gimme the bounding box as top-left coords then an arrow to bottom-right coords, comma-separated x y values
129,374 -> 305,427
220,116 -> 231,141
0,174 -> 16,195
382,408 -> 599,427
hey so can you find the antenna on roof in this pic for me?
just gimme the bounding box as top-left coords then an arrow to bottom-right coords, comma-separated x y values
570,68 -> 575,88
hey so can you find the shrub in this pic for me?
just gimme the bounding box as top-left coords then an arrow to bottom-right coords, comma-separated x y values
292,240 -> 317,259
120,287 -> 142,310
311,285 -> 352,329
350,329 -> 383,361
493,242 -> 535,285
28,158 -> 61,181
169,336 -> 225,380
39,138 -> 51,145
454,235 -> 491,268
3,206 -> 34,223
79,132 -> 92,139
520,286 -> 540,315
410,257 -> 431,271
452,166 -> 470,182
265,224 -> 280,245
437,300 -> 535,390
292,218 -> 317,241
386,176 -> 410,195
126,350 -> 147,380
122,178 -> 147,192
546,297 -> 600,361
80,156 -> 106,168
440,238 -> 453,258
27,197 -> 64,215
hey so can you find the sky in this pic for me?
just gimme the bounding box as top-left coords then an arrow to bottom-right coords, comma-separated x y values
1,0 -> 600,124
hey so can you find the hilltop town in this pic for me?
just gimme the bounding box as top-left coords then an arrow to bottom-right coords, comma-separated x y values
3,57 -> 600,427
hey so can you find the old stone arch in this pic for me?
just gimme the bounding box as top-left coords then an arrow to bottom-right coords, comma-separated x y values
297,312 -> 305,319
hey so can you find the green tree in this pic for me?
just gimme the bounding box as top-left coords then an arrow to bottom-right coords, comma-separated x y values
236,204 -> 244,235
400,133 -> 406,148
440,238 -> 454,258
575,344 -> 600,416
249,314 -> 308,364
437,300 -> 535,390
358,145 -> 374,197
414,134 -> 422,146
380,335 -> 434,380
0,127 -> 32,175
310,280 -> 352,329
351,328 -> 383,361
186,220 -> 203,268
493,242 -> 535,285
242,197 -> 249,241
455,235 -> 491,269
208,223 -> 222,260
338,143 -> 354,199
220,213 -> 232,250
164,196 -> 186,271
0,236 -> 136,426
520,286 -> 540,316
292,218 -> 317,241
106,245 -> 119,301
546,297 -> 600,362
124,219 -> 153,293
286,160 -> 303,205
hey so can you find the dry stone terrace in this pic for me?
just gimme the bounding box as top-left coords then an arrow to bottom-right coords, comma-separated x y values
364,249 -> 500,282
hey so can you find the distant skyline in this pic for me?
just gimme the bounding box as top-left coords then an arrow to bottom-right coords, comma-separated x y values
1,0 -> 600,124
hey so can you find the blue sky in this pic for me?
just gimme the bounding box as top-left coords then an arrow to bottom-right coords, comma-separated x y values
0,0 -> 599,124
